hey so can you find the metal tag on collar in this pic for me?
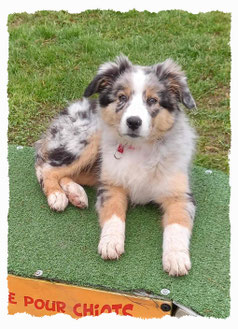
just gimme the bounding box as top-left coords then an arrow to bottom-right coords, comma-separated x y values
114,144 -> 124,160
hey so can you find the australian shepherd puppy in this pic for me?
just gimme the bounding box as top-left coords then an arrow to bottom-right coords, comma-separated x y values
35,55 -> 197,276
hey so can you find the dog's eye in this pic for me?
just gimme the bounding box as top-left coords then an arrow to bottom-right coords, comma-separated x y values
147,97 -> 157,105
119,95 -> 128,102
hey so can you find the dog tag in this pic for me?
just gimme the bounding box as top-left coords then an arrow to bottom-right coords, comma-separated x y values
114,144 -> 124,160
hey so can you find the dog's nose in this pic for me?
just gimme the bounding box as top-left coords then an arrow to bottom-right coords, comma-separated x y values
126,116 -> 142,130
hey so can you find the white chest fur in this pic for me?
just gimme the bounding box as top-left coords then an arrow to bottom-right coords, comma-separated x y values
100,129 -> 177,204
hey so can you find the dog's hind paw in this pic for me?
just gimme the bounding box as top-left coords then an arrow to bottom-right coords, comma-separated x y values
47,191 -> 69,211
61,181 -> 88,209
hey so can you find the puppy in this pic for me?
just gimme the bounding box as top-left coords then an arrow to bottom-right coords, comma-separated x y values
35,55 -> 196,276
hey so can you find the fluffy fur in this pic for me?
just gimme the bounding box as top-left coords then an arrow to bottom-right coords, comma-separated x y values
35,55 -> 197,276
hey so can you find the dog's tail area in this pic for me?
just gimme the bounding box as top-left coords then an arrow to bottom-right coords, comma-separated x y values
34,98 -> 100,211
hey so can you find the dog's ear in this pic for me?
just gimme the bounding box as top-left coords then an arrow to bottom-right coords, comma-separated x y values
84,55 -> 132,97
155,59 -> 196,109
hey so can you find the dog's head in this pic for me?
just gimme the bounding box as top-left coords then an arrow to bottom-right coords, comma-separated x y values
84,55 -> 195,142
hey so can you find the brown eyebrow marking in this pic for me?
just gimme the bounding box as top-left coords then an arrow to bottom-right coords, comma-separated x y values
117,85 -> 132,96
144,86 -> 161,117
115,85 -> 133,112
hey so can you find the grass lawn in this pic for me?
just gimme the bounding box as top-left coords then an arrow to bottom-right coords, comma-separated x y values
8,10 -> 231,173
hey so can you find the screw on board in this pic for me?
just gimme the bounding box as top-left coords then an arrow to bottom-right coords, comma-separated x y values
160,288 -> 170,296
34,270 -> 43,277
205,169 -> 213,174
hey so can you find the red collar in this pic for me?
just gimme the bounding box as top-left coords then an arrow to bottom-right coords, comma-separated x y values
114,144 -> 135,159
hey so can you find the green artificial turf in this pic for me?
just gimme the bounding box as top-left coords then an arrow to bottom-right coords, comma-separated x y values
8,145 -> 230,318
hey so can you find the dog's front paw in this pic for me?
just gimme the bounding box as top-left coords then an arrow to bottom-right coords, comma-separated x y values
47,191 -> 68,211
98,234 -> 125,260
163,250 -> 191,276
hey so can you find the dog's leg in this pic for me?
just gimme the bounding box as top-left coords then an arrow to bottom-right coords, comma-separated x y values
96,185 -> 128,260
159,173 -> 196,276
39,166 -> 69,212
60,170 -> 99,208
38,164 -> 98,211
35,133 -> 100,211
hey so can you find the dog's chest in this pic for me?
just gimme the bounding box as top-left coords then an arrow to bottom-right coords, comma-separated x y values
100,141 -> 168,204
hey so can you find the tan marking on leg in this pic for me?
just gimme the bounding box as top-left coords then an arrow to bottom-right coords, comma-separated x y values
162,200 -> 193,229
41,170 -> 68,211
161,196 -> 193,275
97,185 -> 128,260
42,172 -> 64,198
98,185 -> 128,227
159,172 -> 192,229
157,172 -> 195,276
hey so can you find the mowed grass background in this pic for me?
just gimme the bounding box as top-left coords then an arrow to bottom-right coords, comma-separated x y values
8,10 -> 231,172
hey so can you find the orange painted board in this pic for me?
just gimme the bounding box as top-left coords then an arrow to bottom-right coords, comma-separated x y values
8,275 -> 172,319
